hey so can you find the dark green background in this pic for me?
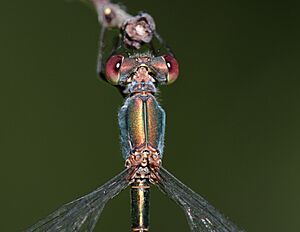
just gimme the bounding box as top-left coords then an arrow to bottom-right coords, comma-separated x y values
1,0 -> 299,231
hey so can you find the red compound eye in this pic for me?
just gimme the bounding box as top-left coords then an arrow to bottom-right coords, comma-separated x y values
105,55 -> 124,85
164,55 -> 179,84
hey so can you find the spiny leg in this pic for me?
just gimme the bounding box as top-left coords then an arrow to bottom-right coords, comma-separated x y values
97,26 -> 107,81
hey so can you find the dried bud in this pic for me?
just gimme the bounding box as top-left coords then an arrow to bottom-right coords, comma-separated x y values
122,13 -> 156,49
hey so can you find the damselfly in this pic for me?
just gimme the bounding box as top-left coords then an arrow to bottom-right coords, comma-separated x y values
25,1 -> 244,231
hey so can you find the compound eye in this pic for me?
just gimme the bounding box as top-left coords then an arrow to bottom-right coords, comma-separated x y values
105,55 -> 124,85
164,55 -> 179,84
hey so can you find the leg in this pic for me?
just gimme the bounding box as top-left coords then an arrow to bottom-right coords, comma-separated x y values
97,28 -> 123,81
97,26 -> 107,80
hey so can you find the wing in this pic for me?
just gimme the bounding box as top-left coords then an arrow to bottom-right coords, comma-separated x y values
24,168 -> 132,232
157,167 -> 244,232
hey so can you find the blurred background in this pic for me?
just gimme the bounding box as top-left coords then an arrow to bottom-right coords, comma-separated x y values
1,0 -> 299,231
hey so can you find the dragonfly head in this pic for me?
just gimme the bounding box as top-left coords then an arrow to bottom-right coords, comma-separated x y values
105,53 -> 179,94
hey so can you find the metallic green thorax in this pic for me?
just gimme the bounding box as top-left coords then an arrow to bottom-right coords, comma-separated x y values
118,93 -> 165,160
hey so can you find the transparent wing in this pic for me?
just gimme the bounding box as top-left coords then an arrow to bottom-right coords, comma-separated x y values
157,167 -> 244,232
24,168 -> 132,232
